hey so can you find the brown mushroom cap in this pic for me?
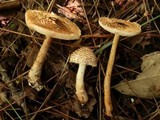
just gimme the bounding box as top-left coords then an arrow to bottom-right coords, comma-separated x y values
25,10 -> 81,40
69,47 -> 97,67
99,17 -> 141,36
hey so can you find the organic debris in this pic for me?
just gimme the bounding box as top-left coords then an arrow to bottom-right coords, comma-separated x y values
113,51 -> 160,98
0,16 -> 11,27
71,87 -> 96,118
57,0 -> 84,20
0,0 -> 160,119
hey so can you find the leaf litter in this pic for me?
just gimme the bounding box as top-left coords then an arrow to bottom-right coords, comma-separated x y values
113,51 -> 160,98
0,0 -> 160,120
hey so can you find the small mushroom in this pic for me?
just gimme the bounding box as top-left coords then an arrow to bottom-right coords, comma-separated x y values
69,47 -> 97,104
99,17 -> 141,116
25,10 -> 81,91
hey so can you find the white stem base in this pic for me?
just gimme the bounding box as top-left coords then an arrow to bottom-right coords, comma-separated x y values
76,64 -> 88,104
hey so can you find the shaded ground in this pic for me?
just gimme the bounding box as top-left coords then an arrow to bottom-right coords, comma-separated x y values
0,0 -> 160,120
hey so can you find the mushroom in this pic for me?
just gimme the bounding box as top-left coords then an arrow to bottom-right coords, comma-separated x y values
25,10 -> 81,91
69,47 -> 97,104
98,17 -> 141,116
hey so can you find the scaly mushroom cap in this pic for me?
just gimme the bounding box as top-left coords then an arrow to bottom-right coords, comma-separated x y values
99,17 -> 141,36
25,10 -> 81,40
70,47 -> 97,67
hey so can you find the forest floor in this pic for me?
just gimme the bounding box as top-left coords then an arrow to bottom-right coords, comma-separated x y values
0,0 -> 160,120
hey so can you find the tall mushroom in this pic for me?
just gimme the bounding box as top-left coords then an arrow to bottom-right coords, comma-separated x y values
25,10 -> 81,91
98,17 -> 141,116
69,47 -> 97,104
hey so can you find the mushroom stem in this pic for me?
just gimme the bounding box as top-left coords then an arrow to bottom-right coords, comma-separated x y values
104,34 -> 120,116
28,36 -> 52,91
76,63 -> 88,104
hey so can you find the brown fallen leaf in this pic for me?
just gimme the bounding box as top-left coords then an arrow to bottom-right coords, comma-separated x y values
57,0 -> 84,20
113,51 -> 160,98
71,87 -> 96,118
114,0 -> 138,7
0,16 -> 11,27
141,51 -> 160,71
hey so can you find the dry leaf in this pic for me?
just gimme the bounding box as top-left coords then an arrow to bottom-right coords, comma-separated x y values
57,0 -> 84,20
71,87 -> 96,118
114,0 -> 138,7
127,36 -> 150,49
141,51 -> 160,71
113,51 -> 160,98
0,16 -> 11,27
23,86 -> 37,100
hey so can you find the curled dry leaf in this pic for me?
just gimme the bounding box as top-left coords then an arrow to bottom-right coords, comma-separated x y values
71,87 -> 96,118
57,0 -> 84,20
141,51 -> 160,71
114,0 -> 138,7
114,0 -> 127,6
23,86 -> 37,100
113,51 -> 160,98
0,16 -> 11,27
127,35 -> 150,49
